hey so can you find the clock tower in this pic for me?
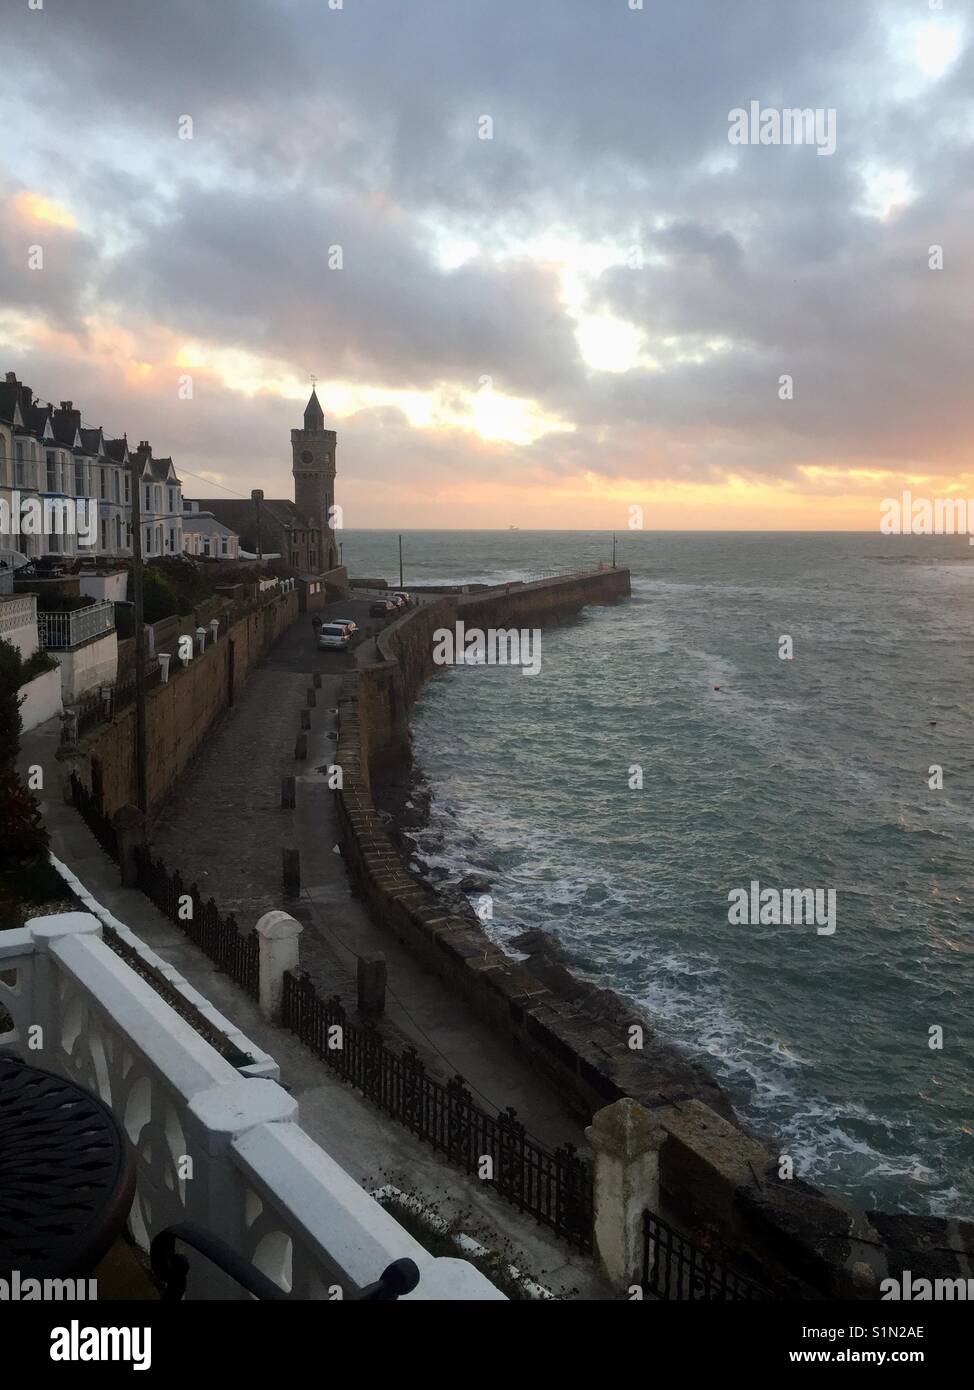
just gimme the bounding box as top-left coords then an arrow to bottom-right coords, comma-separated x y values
291,387 -> 338,571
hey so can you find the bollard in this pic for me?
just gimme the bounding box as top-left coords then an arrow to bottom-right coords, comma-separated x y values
300,708 -> 311,730
313,672 -> 322,689
357,953 -> 387,1018
281,776 -> 296,809
282,847 -> 300,897
306,687 -> 316,708
159,652 -> 171,683
294,732 -> 308,760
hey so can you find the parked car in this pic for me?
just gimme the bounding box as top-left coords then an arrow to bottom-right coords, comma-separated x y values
369,600 -> 395,617
329,617 -> 359,634
317,623 -> 351,650
391,592 -> 411,608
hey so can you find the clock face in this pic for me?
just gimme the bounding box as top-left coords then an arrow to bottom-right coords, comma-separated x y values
301,450 -> 313,464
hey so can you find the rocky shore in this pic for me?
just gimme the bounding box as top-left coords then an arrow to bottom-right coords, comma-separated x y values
372,757 -> 744,1127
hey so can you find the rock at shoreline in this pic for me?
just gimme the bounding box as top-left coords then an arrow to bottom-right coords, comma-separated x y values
458,871 -> 492,894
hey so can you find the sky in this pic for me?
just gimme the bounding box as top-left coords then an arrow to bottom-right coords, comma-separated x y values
0,0 -> 971,531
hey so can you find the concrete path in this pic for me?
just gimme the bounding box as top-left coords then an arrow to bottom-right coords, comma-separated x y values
20,606 -> 614,1299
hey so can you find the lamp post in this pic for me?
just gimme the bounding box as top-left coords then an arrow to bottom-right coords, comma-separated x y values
129,453 -> 147,814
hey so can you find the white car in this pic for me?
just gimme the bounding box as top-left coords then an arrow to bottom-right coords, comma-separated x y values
329,618 -> 359,634
391,592 -> 410,607
317,624 -> 351,650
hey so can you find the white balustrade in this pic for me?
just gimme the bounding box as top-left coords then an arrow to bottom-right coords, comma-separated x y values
0,912 -> 503,1301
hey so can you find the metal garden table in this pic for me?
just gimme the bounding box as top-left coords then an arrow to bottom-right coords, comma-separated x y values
0,1055 -> 136,1278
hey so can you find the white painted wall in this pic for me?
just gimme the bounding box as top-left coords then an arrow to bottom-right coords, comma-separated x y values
19,665 -> 62,731
54,629 -> 118,701
79,571 -> 128,603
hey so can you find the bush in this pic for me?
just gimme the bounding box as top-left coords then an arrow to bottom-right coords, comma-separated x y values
0,639 -> 23,765
141,567 -> 179,622
18,648 -> 58,686
0,764 -> 48,871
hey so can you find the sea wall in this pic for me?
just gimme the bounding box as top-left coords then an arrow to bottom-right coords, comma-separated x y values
336,570 -> 736,1122
335,564 -> 974,1297
80,587 -> 299,820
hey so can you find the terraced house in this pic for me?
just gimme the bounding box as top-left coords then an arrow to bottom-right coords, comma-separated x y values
0,372 -> 183,565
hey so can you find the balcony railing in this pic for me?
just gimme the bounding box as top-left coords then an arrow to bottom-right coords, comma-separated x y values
0,591 -> 36,634
38,599 -> 115,650
0,911 -> 504,1301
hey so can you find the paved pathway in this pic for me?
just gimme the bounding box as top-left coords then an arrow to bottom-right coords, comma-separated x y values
20,599 -> 614,1299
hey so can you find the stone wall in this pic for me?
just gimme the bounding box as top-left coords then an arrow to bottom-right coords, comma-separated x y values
82,587 -> 299,820
332,570 -> 737,1122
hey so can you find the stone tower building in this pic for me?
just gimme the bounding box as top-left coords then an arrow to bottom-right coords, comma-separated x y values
291,387 -> 338,571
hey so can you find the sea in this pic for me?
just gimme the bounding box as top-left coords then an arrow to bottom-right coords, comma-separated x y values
340,529 -> 974,1218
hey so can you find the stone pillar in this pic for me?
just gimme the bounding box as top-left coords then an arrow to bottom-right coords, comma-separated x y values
112,803 -> 147,888
195,626 -> 206,655
159,652 -> 171,683
586,1098 -> 666,1292
209,618 -> 220,643
357,953 -> 387,1017
254,911 -> 303,1020
306,687 -> 316,707
300,708 -> 311,730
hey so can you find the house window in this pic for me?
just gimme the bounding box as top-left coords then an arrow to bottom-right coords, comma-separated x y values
113,471 -> 120,502
203,537 -> 211,557
145,485 -> 151,512
124,472 -> 130,502
221,537 -> 228,555
114,515 -> 121,550
145,526 -> 151,552
100,468 -> 107,500
74,460 -> 85,495
169,528 -> 175,552
101,520 -> 108,550
15,441 -> 25,486
168,488 -> 175,512
47,451 -> 57,490
126,522 -> 132,549
0,437 -> 5,485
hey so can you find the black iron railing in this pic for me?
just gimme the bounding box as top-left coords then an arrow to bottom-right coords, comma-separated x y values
150,1222 -> 420,1301
69,770 -> 119,860
134,846 -> 259,1001
74,661 -> 163,739
281,970 -> 593,1251
640,1210 -> 777,1300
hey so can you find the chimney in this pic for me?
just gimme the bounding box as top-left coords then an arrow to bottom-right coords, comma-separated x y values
59,400 -> 73,410
5,372 -> 16,384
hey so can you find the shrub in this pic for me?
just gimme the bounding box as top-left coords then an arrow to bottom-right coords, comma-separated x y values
141,567 -> 179,622
0,765 -> 48,872
0,638 -> 23,766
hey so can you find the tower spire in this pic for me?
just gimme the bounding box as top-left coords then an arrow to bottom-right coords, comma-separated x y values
304,383 -> 324,431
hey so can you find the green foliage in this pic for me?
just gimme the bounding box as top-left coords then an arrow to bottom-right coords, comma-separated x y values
141,567 -> 179,623
19,648 -> 58,686
0,763 -> 49,873
0,639 -> 23,767
0,639 -> 52,899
